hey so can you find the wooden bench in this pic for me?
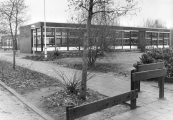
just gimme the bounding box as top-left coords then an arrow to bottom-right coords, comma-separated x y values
66,90 -> 138,120
131,62 -> 166,98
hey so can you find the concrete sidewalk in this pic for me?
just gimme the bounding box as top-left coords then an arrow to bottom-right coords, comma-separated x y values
1,52 -> 173,120
0,85 -> 44,120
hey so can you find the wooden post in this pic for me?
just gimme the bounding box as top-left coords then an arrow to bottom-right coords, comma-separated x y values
136,66 -> 140,92
131,70 -> 137,109
131,70 -> 134,90
159,77 -> 164,98
66,105 -> 74,120
137,81 -> 141,92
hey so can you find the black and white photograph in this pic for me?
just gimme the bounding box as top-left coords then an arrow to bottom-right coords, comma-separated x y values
0,0 -> 173,120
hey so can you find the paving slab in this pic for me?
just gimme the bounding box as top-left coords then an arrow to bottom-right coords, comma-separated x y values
0,85 -> 44,120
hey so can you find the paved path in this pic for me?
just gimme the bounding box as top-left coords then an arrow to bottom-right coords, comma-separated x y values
0,52 -> 130,96
0,51 -> 173,120
0,85 -> 44,120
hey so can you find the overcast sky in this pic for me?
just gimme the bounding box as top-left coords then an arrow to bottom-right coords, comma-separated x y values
25,0 -> 173,28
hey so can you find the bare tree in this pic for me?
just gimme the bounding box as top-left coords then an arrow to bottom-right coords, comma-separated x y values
141,19 -> 167,28
0,0 -> 28,69
0,22 -> 9,34
68,0 -> 140,100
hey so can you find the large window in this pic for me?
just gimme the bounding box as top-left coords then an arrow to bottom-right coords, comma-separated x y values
55,30 -> 68,45
43,37 -> 55,45
2,37 -> 13,48
124,32 -> 130,38
151,33 -> 157,46
145,32 -> 152,46
164,33 -> 169,45
55,31 -> 62,45
43,28 -> 55,36
62,37 -> 67,44
68,31 -> 80,46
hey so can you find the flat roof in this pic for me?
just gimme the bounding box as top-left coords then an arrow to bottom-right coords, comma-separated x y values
23,22 -> 170,33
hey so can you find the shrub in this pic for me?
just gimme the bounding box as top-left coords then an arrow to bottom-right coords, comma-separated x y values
53,50 -> 61,56
139,52 -> 156,64
0,60 -> 8,82
134,48 -> 173,77
24,50 -> 62,61
54,70 -> 95,95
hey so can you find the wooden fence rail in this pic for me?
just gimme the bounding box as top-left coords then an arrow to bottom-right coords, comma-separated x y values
66,62 -> 166,120
66,90 -> 138,120
136,62 -> 164,72
131,62 -> 166,98
132,69 -> 166,81
134,62 -> 165,92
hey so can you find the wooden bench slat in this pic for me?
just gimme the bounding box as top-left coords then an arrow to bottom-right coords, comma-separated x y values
68,90 -> 138,120
137,62 -> 164,71
132,69 -> 166,82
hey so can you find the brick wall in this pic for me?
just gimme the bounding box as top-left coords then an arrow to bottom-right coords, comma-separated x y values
19,25 -> 32,53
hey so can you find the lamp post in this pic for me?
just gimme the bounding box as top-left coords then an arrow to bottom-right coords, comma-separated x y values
31,25 -> 35,55
44,0 -> 47,58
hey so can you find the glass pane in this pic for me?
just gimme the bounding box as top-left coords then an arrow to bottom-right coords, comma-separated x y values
124,32 -> 130,38
55,38 -> 61,44
62,37 -> 67,44
131,32 -> 138,38
37,28 -> 41,36
164,33 -> 169,38
56,36 -> 61,39
123,39 -> 130,45
152,40 -> 157,45
152,33 -> 157,38
43,37 -> 54,44
37,37 -> 41,44
131,38 -> 138,45
159,33 -> 163,38
56,32 -> 61,36
47,32 -> 53,36
49,38 -> 54,44
62,32 -> 67,36
146,33 -> 151,39
37,28 -> 41,32
159,40 -> 163,45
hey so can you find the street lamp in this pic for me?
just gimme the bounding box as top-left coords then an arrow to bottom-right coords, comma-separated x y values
44,0 -> 47,58
31,25 -> 35,55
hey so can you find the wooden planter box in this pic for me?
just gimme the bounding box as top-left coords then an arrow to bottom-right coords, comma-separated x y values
165,77 -> 173,83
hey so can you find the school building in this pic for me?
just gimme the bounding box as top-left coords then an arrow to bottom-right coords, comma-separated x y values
1,35 -> 20,50
2,22 -> 172,53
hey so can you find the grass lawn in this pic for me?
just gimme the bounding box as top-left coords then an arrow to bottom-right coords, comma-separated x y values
53,51 -> 142,77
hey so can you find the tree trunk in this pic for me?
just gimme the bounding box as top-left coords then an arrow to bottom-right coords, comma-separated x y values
9,21 -> 16,70
80,0 -> 93,100
13,40 -> 16,70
